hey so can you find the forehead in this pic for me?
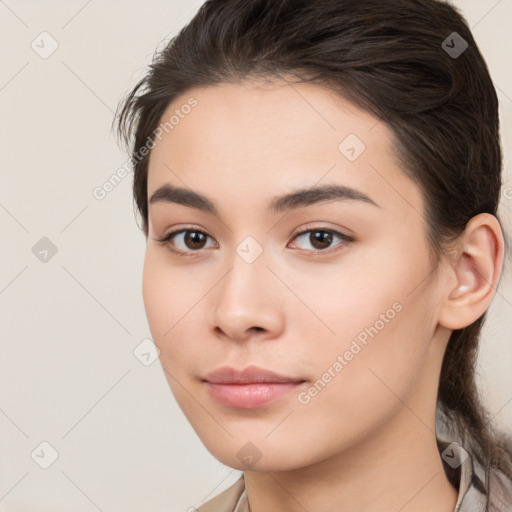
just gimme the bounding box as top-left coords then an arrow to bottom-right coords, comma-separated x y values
150,78 -> 381,162
147,79 -> 424,217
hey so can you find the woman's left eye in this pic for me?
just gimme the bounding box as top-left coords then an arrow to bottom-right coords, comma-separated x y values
289,228 -> 354,253
154,227 -> 354,257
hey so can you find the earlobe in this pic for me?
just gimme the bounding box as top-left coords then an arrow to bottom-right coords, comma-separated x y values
438,213 -> 504,330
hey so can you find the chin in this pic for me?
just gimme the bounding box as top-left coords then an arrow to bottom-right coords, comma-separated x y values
198,435 -> 307,473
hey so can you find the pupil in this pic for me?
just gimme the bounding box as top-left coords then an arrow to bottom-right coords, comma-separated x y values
311,230 -> 332,249
186,231 -> 205,249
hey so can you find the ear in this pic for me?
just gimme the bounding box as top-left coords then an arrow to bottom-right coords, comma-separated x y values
438,213 -> 505,330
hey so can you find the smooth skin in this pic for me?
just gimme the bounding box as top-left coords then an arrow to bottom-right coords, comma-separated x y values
142,79 -> 504,512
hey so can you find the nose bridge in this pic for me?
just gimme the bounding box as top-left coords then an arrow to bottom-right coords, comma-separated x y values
212,235 -> 283,338
221,235 -> 270,305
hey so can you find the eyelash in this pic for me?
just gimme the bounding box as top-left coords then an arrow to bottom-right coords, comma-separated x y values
153,226 -> 355,258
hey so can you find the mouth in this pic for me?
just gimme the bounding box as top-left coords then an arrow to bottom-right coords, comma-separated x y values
202,365 -> 307,409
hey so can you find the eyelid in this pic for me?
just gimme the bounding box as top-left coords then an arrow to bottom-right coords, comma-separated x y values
153,226 -> 212,244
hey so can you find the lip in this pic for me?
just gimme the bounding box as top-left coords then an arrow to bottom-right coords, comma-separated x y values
202,365 -> 306,409
203,365 -> 305,384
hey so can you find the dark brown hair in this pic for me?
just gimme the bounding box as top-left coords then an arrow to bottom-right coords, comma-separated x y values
114,0 -> 512,507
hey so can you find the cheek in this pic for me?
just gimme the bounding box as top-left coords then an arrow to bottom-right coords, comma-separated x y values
142,248 -> 198,334
142,248 -> 207,377
291,244 -> 433,404
142,250 -> 169,339
291,304 -> 430,458
282,247 -> 413,344
142,249 -> 187,358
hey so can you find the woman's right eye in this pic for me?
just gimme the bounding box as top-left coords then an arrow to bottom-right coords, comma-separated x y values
154,229 -> 217,257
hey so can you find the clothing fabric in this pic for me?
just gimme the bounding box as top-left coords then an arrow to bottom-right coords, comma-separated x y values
196,438 -> 512,512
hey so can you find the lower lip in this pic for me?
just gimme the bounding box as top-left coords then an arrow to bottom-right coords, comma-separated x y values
205,382 -> 303,409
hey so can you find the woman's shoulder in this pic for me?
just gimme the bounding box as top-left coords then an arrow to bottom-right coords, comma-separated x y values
436,436 -> 512,512
196,474 -> 246,512
487,465 -> 512,511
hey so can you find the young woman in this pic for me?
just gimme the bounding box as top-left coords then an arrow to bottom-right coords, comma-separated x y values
114,0 -> 512,510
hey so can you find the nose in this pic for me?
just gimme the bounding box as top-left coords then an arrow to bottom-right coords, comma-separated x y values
212,246 -> 285,342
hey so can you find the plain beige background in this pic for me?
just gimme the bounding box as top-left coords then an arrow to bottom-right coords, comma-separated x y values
0,1 -> 511,510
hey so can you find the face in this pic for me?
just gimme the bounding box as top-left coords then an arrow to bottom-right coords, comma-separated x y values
143,79 -> 448,472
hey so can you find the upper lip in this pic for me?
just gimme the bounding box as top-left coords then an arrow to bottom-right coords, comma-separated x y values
203,365 -> 305,384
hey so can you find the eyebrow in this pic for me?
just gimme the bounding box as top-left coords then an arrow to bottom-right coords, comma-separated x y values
148,183 -> 380,215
